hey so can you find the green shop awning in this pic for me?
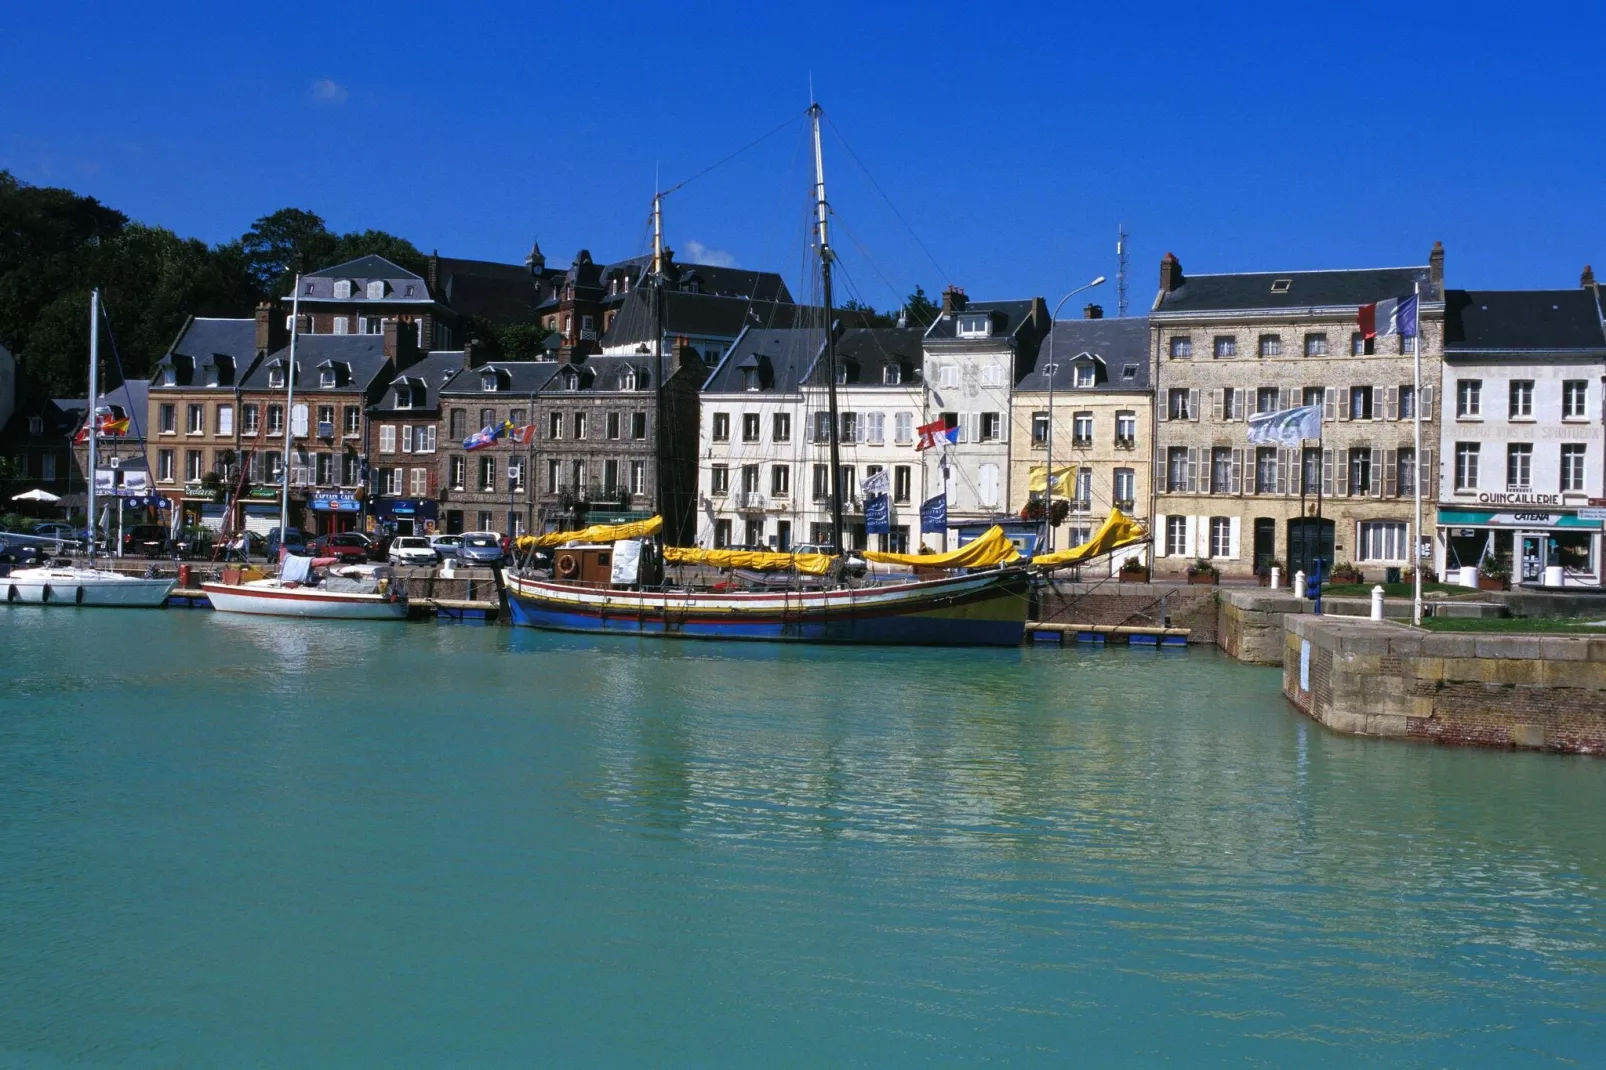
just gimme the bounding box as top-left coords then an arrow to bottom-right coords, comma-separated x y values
1437,508 -> 1602,530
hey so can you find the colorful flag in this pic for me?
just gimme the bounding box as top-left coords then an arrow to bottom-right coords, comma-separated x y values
864,493 -> 891,534
1246,404 -> 1323,447
508,423 -> 538,446
915,419 -> 959,451
919,493 -> 947,533
462,421 -> 510,451
1358,293 -> 1418,340
860,468 -> 891,497
76,413 -> 131,442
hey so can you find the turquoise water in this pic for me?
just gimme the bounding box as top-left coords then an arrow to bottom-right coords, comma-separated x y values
1,611 -> 1603,1066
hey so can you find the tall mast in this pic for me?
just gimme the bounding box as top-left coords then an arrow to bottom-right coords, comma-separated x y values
279,276 -> 301,542
651,193 -> 670,539
87,288 -> 99,561
810,102 -> 845,552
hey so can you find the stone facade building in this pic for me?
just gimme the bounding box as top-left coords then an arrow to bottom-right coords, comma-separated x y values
1011,310 -> 1151,568
1434,275 -> 1606,586
367,348 -> 469,536
1149,245 -> 1445,580
436,360 -> 551,536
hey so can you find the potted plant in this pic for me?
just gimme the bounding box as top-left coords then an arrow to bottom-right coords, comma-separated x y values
1118,555 -> 1149,583
1477,557 -> 1510,591
1328,561 -> 1363,585
1186,558 -> 1219,585
1256,559 -> 1284,587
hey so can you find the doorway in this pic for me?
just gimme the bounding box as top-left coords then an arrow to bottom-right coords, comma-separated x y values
1253,518 -> 1277,573
1287,517 -> 1335,578
1520,535 -> 1543,583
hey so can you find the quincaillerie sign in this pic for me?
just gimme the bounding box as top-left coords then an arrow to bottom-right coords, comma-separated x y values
1477,491 -> 1562,507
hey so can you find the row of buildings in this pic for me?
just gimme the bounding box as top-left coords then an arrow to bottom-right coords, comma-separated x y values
6,242 -> 1604,586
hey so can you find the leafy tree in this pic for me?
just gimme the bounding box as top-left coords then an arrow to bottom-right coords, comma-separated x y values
326,230 -> 427,280
903,284 -> 939,330
838,297 -> 896,328
239,208 -> 336,294
478,320 -> 561,361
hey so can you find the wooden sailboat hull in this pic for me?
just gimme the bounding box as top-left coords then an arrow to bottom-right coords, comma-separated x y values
505,568 -> 1030,645
201,581 -> 409,620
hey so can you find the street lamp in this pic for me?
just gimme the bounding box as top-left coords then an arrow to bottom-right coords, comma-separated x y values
1043,275 -> 1106,550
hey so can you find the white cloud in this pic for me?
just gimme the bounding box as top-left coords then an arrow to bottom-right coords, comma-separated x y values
309,78 -> 349,105
682,239 -> 737,268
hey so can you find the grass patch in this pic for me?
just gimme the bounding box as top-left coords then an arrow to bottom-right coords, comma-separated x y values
1420,617 -> 1606,634
1322,582 -> 1465,598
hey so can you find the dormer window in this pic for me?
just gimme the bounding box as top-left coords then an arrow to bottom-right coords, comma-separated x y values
1122,363 -> 1138,379
562,369 -> 579,391
305,283 -> 314,295
320,368 -> 337,388
367,280 -> 386,300
743,368 -> 760,391
395,387 -> 413,410
405,284 -> 415,297
268,366 -> 286,389
160,367 -> 176,386
883,365 -> 901,385
204,366 -> 220,388
481,372 -> 499,392
620,368 -> 637,390
1075,364 -> 1096,388
956,313 -> 992,338
835,365 -> 848,386
28,416 -> 43,435
334,280 -> 353,299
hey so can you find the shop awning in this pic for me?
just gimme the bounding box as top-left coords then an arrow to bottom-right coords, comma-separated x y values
1438,508 -> 1602,530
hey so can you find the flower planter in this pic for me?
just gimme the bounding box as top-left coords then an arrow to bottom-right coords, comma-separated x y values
1118,569 -> 1149,583
1329,573 -> 1362,587
1477,575 -> 1509,591
1186,572 -> 1217,586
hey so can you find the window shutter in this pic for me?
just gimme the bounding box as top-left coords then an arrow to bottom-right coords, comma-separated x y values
1155,513 -> 1168,555
1211,390 -> 1224,422
1232,390 -> 1245,421
1420,448 -> 1434,499
1183,515 -> 1197,558
1323,387 -> 1336,422
1186,447 -> 1199,493
1228,516 -> 1241,560
291,404 -> 308,437
998,412 -> 1008,444
1383,448 -> 1398,497
1336,449 -> 1350,495
1322,448 -> 1334,496
1422,385 -> 1435,421
1338,385 -> 1352,421
1386,386 -> 1399,421
1370,447 -> 1383,497
1188,388 -> 1200,422
1230,448 -> 1243,495
1280,387 -> 1292,411
401,425 -> 414,453
1373,385 -> 1386,421
1275,448 -> 1287,495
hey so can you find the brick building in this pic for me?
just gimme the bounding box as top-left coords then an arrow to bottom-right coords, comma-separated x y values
367,348 -> 468,536
435,359 -> 551,536
1011,309 -> 1151,568
1148,245 -> 1445,580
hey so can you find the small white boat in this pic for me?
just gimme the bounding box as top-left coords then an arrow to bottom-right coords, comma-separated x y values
5,565 -> 176,608
201,558 -> 408,620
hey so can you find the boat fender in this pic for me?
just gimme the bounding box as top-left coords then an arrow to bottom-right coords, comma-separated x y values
76,585 -> 85,605
5,584 -> 15,602
41,583 -> 50,603
556,553 -> 578,578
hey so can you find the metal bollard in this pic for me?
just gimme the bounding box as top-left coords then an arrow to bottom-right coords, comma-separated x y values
1269,566 -> 1281,590
1293,570 -> 1306,598
1371,584 -> 1385,621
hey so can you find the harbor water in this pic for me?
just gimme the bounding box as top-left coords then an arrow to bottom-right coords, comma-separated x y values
2,610 -> 1603,1065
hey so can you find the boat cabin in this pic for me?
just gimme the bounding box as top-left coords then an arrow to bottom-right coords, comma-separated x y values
549,539 -> 663,588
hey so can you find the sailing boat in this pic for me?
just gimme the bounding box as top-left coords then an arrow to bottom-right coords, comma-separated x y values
200,277 -> 408,620
502,104 -> 1032,645
5,290 -> 176,607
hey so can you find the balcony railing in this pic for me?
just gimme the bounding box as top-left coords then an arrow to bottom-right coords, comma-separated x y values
1114,437 -> 1137,450
1071,436 -> 1093,448
734,491 -> 767,510
1114,497 -> 1135,511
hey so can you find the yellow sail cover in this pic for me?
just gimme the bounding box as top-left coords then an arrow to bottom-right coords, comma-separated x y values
516,515 -> 663,551
663,547 -> 836,576
1031,509 -> 1147,569
861,524 -> 1022,569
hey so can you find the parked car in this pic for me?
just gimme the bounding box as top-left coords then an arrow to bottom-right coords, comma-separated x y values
307,532 -> 372,563
367,534 -> 395,561
266,527 -> 307,557
122,524 -> 170,557
429,534 -> 463,561
458,531 -> 506,565
387,536 -> 438,567
31,522 -> 86,547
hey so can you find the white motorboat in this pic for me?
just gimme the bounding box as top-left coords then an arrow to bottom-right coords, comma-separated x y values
6,564 -> 175,607
201,558 -> 408,619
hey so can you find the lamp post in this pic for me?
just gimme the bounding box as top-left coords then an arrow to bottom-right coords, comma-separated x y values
1043,275 -> 1106,550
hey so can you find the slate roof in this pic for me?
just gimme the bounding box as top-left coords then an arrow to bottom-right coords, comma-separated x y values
803,328 -> 923,387
372,351 -> 472,413
306,254 -> 424,281
602,289 -> 830,350
439,360 -> 562,397
535,354 -> 665,395
55,379 -> 153,439
1443,289 -> 1606,354
703,326 -> 827,394
601,255 -> 793,304
434,257 -> 540,325
1155,266 -> 1435,314
152,317 -> 259,390
244,335 -> 395,394
923,299 -> 1042,341
1018,318 -> 1151,392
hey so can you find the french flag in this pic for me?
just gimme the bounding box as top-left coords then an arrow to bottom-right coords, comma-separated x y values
1358,293 -> 1418,340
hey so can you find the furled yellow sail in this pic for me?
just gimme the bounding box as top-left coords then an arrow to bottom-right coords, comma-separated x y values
516,515 -> 663,551
662,546 -> 836,576
1031,509 -> 1147,569
861,524 -> 1022,568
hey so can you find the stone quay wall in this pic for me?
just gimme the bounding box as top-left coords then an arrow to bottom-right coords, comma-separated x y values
1217,589 -> 1420,664
1282,615 -> 1606,755
1035,582 -> 1218,644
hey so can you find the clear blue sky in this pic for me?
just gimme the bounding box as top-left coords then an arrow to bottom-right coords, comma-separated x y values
4,1 -> 1602,309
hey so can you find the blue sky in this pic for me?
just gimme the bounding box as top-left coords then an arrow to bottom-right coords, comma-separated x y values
4,1 -> 1603,309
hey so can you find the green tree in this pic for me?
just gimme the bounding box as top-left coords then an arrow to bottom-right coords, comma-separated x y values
903,284 -> 939,330
240,208 -> 336,294
838,297 -> 896,328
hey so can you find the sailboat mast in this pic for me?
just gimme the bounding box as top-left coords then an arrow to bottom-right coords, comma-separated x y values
87,288 -> 99,561
810,102 -> 845,552
650,193 -> 671,541
279,277 -> 301,541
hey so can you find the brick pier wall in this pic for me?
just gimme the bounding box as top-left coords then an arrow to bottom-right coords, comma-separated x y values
1282,616 -> 1606,755
1035,582 -> 1218,644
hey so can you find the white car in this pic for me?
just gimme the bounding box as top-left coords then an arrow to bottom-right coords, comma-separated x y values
388,536 -> 438,567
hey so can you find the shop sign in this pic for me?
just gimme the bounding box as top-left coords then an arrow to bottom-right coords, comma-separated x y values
1477,491 -> 1562,507
247,486 -> 280,500
1579,508 -> 1606,521
311,491 -> 361,512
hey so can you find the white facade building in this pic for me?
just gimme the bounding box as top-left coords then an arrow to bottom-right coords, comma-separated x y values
1436,283 -> 1606,586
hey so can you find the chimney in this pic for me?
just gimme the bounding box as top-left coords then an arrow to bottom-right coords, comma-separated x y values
461,338 -> 485,371
941,285 -> 968,314
1159,252 -> 1183,293
254,301 -> 287,354
380,318 -> 420,370
1429,240 -> 1444,296
1083,303 -> 1104,319
1582,264 -> 1596,289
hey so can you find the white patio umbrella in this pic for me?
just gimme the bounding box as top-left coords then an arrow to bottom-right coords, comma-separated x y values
11,488 -> 61,503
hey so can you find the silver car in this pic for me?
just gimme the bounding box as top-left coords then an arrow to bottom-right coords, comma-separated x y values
388,536 -> 438,567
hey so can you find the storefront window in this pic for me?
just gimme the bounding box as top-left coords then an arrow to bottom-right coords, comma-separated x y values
1556,531 -> 1594,573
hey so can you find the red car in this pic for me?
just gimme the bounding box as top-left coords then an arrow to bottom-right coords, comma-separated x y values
307,532 -> 373,562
